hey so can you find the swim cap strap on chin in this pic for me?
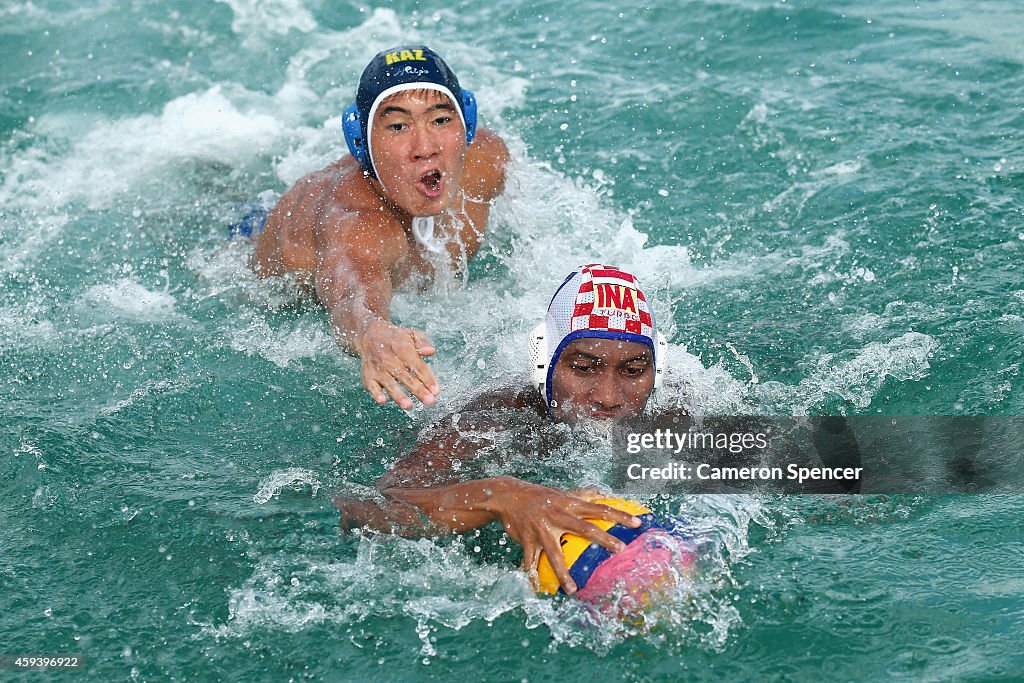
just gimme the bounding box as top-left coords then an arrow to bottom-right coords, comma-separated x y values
342,46 -> 477,179
411,216 -> 447,254
528,264 -> 668,410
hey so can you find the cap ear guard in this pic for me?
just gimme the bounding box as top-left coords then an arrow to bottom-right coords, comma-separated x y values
342,89 -> 477,172
528,322 -> 549,394
527,323 -> 669,396
342,103 -> 368,170
653,331 -> 668,390
461,89 -> 478,144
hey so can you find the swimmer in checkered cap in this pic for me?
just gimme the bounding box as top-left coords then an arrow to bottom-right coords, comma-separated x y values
335,264 -> 861,599
528,263 -> 668,423
336,264 -> 669,595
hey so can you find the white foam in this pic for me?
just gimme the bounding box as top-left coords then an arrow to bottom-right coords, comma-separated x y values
4,88 -> 284,215
78,279 -> 178,322
99,377 -> 193,417
215,0 -> 317,41
228,314 -> 337,369
754,331 -> 936,413
0,303 -> 59,352
207,521 -> 743,651
253,468 -> 322,504
0,211 -> 68,275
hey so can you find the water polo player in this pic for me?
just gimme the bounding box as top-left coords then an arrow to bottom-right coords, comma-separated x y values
335,264 -> 675,596
248,46 -> 509,411
335,263 -> 863,599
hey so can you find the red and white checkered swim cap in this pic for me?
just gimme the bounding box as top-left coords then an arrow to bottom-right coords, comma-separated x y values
529,264 -> 665,407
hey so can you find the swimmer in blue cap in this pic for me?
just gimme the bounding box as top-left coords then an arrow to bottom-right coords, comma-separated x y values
251,46 -> 509,411
334,264 -> 862,597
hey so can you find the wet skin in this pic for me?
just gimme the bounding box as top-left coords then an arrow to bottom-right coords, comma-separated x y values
335,338 -> 658,594
549,338 -> 656,423
368,89 -> 468,217
251,88 -> 508,410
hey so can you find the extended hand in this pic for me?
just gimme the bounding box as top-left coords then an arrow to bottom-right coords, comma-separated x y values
489,478 -> 641,595
356,320 -> 440,410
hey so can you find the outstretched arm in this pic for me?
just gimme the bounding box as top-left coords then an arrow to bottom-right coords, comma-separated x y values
334,476 -> 641,595
388,476 -> 640,595
314,212 -> 441,410
334,396 -> 641,594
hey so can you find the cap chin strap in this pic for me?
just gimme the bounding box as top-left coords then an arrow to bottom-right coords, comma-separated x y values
411,216 -> 447,254
528,322 -> 668,397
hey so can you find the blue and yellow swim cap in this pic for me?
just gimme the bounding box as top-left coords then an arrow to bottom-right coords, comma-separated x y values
342,45 -> 478,178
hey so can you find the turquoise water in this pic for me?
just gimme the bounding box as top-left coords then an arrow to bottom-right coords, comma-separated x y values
3,0 -> 1024,680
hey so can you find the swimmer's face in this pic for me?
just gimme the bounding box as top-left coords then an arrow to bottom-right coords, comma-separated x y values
368,88 -> 468,216
550,338 -> 656,424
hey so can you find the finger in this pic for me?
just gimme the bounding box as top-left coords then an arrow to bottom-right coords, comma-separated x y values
410,329 -> 437,357
540,533 -> 577,595
377,373 -> 414,411
520,541 -> 541,571
519,543 -> 542,590
361,375 -> 389,405
387,365 -> 436,408
403,354 -> 440,398
564,520 -> 627,555
573,501 -> 642,529
403,335 -> 441,395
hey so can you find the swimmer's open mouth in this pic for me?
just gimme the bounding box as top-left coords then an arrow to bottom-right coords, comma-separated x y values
417,170 -> 444,198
